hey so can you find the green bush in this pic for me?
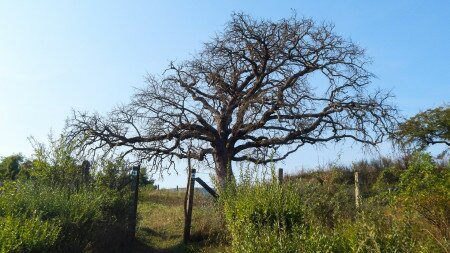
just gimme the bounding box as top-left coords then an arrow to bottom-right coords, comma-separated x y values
295,168 -> 355,228
0,154 -> 24,181
0,214 -> 60,253
27,136 -> 88,190
220,166 -> 303,253
396,152 -> 450,251
0,136 -> 141,252
0,180 -> 132,252
220,158 -> 448,253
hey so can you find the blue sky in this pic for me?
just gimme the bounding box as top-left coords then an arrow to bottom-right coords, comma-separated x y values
1,1 -> 449,187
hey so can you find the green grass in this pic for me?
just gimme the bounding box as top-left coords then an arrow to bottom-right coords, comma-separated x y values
132,188 -> 228,253
2,151 -> 446,252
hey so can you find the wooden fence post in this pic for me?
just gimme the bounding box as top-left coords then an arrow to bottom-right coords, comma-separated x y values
278,168 -> 284,185
129,165 -> 140,242
354,171 -> 361,209
184,162 -> 196,243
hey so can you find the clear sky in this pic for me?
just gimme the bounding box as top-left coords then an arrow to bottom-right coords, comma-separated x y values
1,1 -> 449,188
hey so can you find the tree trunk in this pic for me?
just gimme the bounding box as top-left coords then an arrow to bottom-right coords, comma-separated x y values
212,146 -> 234,190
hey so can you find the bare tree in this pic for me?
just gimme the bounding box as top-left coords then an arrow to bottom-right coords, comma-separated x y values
66,13 -> 397,188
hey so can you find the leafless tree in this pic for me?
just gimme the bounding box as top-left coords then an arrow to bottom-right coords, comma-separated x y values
66,13 -> 398,188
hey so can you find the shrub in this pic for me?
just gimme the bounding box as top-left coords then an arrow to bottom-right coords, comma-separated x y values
0,154 -> 24,181
220,166 -> 304,253
220,158 -> 448,252
0,135 -> 140,252
0,181 -> 132,252
396,152 -> 450,251
0,214 -> 60,253
295,168 -> 355,227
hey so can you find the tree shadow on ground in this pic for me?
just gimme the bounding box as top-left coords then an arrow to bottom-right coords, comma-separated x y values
130,240 -> 192,253
129,227 -> 193,253
139,227 -> 180,240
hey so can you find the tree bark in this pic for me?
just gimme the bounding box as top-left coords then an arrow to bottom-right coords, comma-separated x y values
212,145 -> 234,190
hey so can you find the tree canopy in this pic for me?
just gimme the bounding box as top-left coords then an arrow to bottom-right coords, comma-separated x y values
67,13 -> 397,187
395,105 -> 450,150
0,154 -> 23,180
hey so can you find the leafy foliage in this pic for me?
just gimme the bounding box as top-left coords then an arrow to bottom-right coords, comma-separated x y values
0,136 -> 136,252
0,154 -> 23,181
220,155 -> 449,253
0,213 -> 60,253
139,167 -> 156,188
0,181 -> 131,252
396,105 -> 450,150
396,152 -> 450,249
221,166 -> 303,253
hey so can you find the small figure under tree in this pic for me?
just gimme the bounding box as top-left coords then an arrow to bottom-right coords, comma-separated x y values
67,13 -> 397,189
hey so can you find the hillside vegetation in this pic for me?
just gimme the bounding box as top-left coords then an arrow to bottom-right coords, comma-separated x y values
0,150 -> 450,252
0,139 -> 448,252
220,153 -> 449,252
137,152 -> 449,252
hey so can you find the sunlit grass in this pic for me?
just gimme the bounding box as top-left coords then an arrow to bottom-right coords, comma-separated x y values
135,188 -> 228,253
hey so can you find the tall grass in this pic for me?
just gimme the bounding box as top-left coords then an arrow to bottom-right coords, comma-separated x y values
220,154 -> 449,252
0,181 -> 131,252
0,136 -> 134,252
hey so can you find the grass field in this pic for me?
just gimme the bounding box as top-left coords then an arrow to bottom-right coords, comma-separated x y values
131,188 -> 228,253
